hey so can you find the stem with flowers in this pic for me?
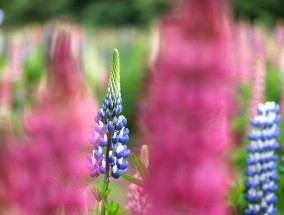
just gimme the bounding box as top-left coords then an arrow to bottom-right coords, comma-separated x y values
87,49 -> 130,215
101,127 -> 113,215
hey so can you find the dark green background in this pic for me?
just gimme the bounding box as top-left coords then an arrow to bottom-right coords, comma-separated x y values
1,0 -> 284,27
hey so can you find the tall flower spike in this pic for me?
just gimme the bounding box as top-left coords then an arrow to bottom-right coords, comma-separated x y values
10,24 -> 97,214
88,49 -> 129,179
245,102 -> 280,215
140,0 -> 232,214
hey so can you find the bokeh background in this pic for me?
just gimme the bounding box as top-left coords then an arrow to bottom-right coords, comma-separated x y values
1,0 -> 284,214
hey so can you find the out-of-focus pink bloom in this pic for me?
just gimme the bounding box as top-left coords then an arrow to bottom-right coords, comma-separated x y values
234,22 -> 252,85
249,27 -> 266,118
0,139 -> 11,213
125,145 -> 149,214
0,77 -> 12,137
5,25 -> 97,214
26,25 -> 42,48
0,80 -> 19,214
0,78 -> 11,106
5,36 -> 25,81
272,23 -> 284,66
125,174 -> 149,215
276,24 -> 284,116
140,0 -> 233,214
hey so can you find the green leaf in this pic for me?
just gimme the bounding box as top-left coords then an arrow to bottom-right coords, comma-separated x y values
92,187 -> 102,202
119,173 -> 144,187
139,144 -> 149,167
131,152 -> 148,180
93,184 -> 112,202
105,201 -> 127,215
104,189 -> 112,197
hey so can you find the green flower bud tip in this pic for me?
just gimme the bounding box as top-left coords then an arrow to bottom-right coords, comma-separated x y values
108,49 -> 120,98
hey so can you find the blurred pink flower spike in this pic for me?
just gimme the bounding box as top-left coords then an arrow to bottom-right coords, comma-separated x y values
9,23 -> 98,214
249,27 -> 266,118
0,78 -> 12,135
141,0 -> 233,214
125,145 -> 150,214
126,174 -> 149,215
47,25 -> 83,97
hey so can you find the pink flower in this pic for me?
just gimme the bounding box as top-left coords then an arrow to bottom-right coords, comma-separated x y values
248,27 -> 266,118
125,174 -> 149,215
272,23 -> 284,66
140,0 -> 233,214
233,22 -> 252,85
6,25 -> 97,214
5,36 -> 25,81
0,79 -> 12,135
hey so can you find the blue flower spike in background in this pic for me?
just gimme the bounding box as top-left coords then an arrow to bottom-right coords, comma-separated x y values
244,102 -> 280,215
86,49 -> 130,214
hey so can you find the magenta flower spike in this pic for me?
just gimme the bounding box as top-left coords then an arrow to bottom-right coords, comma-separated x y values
6,36 -> 25,81
140,0 -> 233,214
0,78 -> 12,135
249,27 -> 266,118
234,22 -> 252,85
125,173 -> 149,215
9,25 -> 98,214
272,24 -> 284,66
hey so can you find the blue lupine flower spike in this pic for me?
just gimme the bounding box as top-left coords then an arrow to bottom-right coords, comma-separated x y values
244,102 -> 280,215
87,49 -> 129,179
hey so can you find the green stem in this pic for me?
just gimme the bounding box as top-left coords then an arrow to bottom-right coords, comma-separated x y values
102,126 -> 113,215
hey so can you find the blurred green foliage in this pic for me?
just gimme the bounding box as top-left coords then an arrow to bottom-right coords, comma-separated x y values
265,63 -> 282,103
266,64 -> 284,214
22,46 -> 45,107
0,0 -> 172,27
2,0 -> 284,27
233,0 -> 284,25
229,84 -> 250,214
231,84 -> 251,147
